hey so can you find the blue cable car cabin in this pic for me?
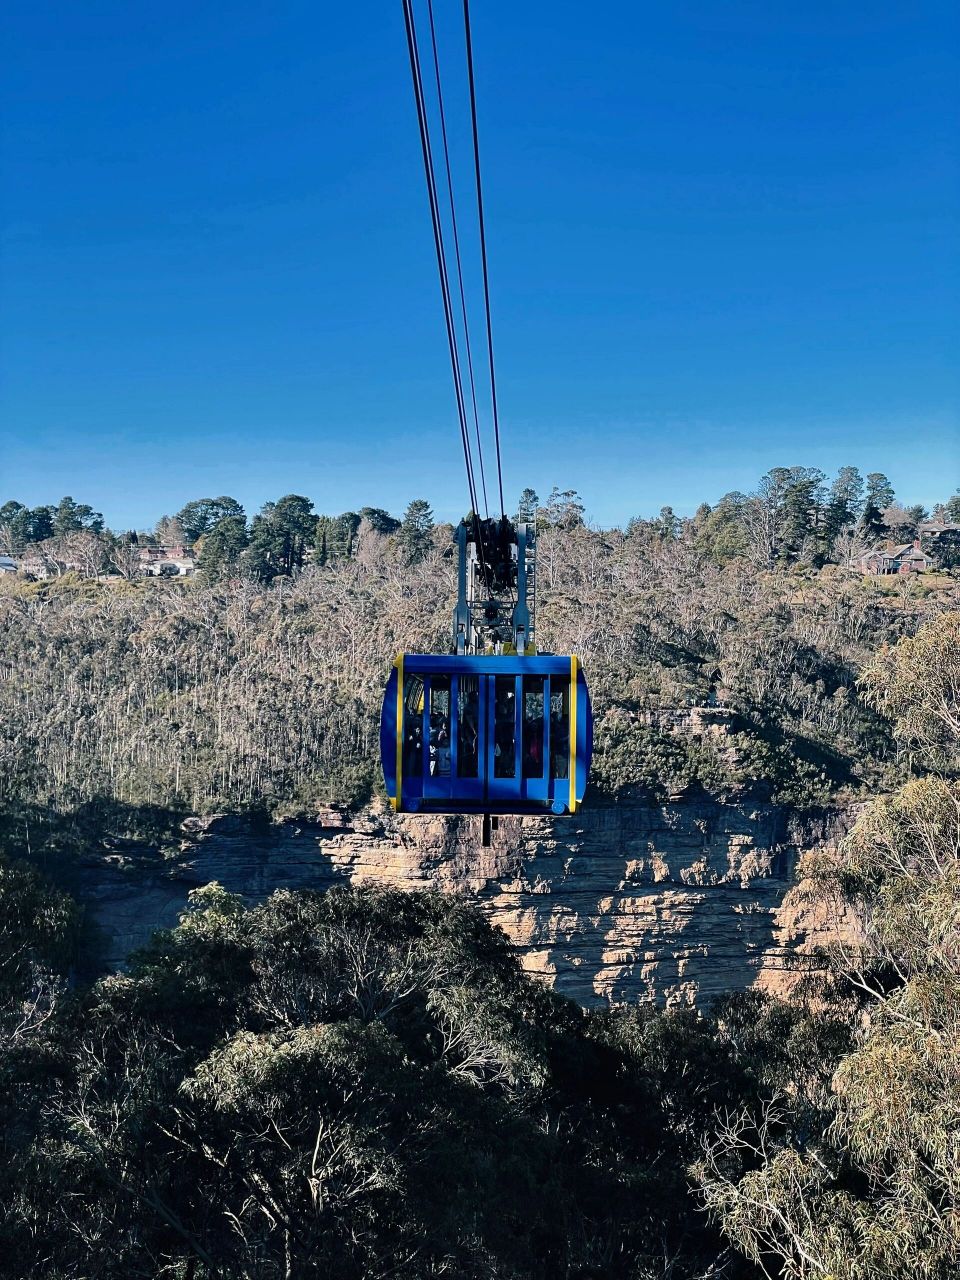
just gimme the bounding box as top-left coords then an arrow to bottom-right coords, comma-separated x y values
380,653 -> 592,815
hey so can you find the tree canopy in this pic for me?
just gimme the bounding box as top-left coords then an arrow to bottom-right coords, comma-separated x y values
174,496 -> 245,544
694,611 -> 960,1280
0,878 -> 778,1279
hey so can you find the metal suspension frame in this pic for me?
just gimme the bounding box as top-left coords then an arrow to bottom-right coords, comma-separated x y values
453,517 -> 536,655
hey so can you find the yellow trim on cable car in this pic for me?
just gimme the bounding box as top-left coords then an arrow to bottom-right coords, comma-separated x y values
568,654 -> 578,814
394,654 -> 404,812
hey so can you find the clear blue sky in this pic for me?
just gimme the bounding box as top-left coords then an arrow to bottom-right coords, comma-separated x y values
2,1 -> 958,530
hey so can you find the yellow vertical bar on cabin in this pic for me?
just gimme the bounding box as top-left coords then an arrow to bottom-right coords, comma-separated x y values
568,655 -> 578,813
394,655 -> 404,812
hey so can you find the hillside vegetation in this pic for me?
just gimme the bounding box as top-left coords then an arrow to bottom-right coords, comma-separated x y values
1,515 -> 956,851
0,612 -> 958,1278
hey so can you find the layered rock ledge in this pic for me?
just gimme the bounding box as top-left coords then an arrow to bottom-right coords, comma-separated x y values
73,797 -> 849,1006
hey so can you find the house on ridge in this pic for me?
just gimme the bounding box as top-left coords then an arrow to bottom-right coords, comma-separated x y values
139,544 -> 196,577
852,540 -> 933,576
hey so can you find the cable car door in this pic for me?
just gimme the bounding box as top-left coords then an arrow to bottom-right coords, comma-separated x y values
520,673 -> 549,806
422,674 -> 454,802
486,673 -> 517,803
453,673 -> 484,804
486,672 -> 550,806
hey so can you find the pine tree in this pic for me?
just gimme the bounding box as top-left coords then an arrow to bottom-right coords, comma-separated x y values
398,499 -> 435,563
52,496 -> 104,538
517,488 -> 539,522
357,507 -> 400,536
244,496 -> 316,581
865,472 -> 895,511
824,466 -> 865,548
197,516 -> 249,580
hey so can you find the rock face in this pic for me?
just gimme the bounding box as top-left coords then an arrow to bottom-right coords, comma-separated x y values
73,797 -> 847,1007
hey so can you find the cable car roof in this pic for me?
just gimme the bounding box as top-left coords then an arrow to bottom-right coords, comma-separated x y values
396,653 -> 579,675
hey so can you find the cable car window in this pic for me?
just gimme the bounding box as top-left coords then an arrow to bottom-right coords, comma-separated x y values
549,678 -> 570,780
403,675 -> 424,775
457,676 -> 479,778
428,677 -> 452,777
522,676 -> 545,777
494,675 -> 516,778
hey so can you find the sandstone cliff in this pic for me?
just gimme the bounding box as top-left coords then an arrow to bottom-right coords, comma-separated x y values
73,797 -> 849,1006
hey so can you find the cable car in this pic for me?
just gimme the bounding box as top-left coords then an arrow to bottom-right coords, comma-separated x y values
379,519 -> 593,816
381,652 -> 592,815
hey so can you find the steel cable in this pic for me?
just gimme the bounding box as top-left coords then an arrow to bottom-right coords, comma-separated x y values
426,0 -> 490,521
401,0 -> 491,591
462,0 -> 506,519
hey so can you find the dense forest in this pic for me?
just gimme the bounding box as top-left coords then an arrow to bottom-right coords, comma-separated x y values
0,610 -> 957,1277
1,468 -> 958,1277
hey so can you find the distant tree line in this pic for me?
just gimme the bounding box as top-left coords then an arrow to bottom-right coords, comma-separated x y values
162,496 -> 432,582
0,491 -> 435,585
0,495 -> 105,547
5,469 -> 958,585
630,467 -> 960,570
